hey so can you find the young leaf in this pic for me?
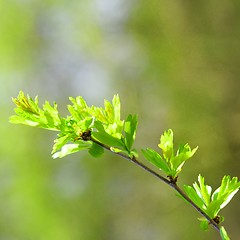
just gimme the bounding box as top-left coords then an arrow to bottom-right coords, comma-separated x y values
110,147 -> 130,157
124,114 -> 138,151
12,91 -> 40,115
92,131 -> 124,149
86,95 -> 124,139
82,117 -> 95,130
199,218 -> 209,231
142,148 -> 170,174
104,99 -> 114,123
9,113 -> 39,127
158,129 -> 174,161
67,105 -> 82,122
196,175 -> 212,207
183,185 -> 206,211
52,134 -> 73,154
93,121 -> 124,148
69,96 -> 88,115
42,101 -> 62,129
88,142 -> 104,158
171,144 -> 198,174
112,94 -> 121,122
220,226 -> 230,240
52,142 -> 91,159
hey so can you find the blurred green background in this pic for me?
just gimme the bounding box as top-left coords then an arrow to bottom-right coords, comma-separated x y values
1,0 -> 240,239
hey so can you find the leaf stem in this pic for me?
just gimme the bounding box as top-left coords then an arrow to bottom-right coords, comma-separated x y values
90,136 -> 220,232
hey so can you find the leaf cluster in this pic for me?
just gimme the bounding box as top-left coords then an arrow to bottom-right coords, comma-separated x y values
142,129 -> 198,181
10,91 -> 62,130
184,175 -> 240,231
10,91 -> 138,159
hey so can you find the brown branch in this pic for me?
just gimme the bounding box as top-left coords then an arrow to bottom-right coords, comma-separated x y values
90,136 -> 220,232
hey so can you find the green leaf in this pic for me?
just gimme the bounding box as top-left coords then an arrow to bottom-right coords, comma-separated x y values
52,142 -> 91,159
93,121 -> 124,148
142,148 -> 170,174
88,142 -> 104,158
110,147 -> 130,157
89,95 -> 121,125
86,95 -> 123,139
12,91 -> 40,115
52,134 -> 73,154
68,96 -> 90,122
104,99 -> 114,123
158,129 -> 174,161
92,131 -> 124,149
112,94 -> 121,122
42,101 -> 62,130
220,226 -> 230,240
69,96 -> 88,111
77,117 -> 94,131
124,114 -> 138,151
171,144 -> 198,173
199,218 -> 209,231
9,114 -> 39,126
197,175 -> 212,206
207,176 -> 240,216
183,185 -> 205,211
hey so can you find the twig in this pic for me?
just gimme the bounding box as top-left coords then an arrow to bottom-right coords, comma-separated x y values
90,136 -> 220,232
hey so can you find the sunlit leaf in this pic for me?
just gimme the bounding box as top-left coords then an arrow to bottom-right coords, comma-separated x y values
220,226 -> 230,240
112,94 -> 121,122
158,129 -> 174,161
52,142 -> 91,159
197,175 -> 212,206
199,218 -> 209,231
92,131 -> 124,149
12,91 -> 40,115
183,185 -> 205,211
52,134 -> 72,154
124,114 -> 138,151
172,144 -> 198,172
93,121 -> 124,148
142,148 -> 170,173
104,99 -> 114,123
88,142 -> 104,158
9,114 -> 39,126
